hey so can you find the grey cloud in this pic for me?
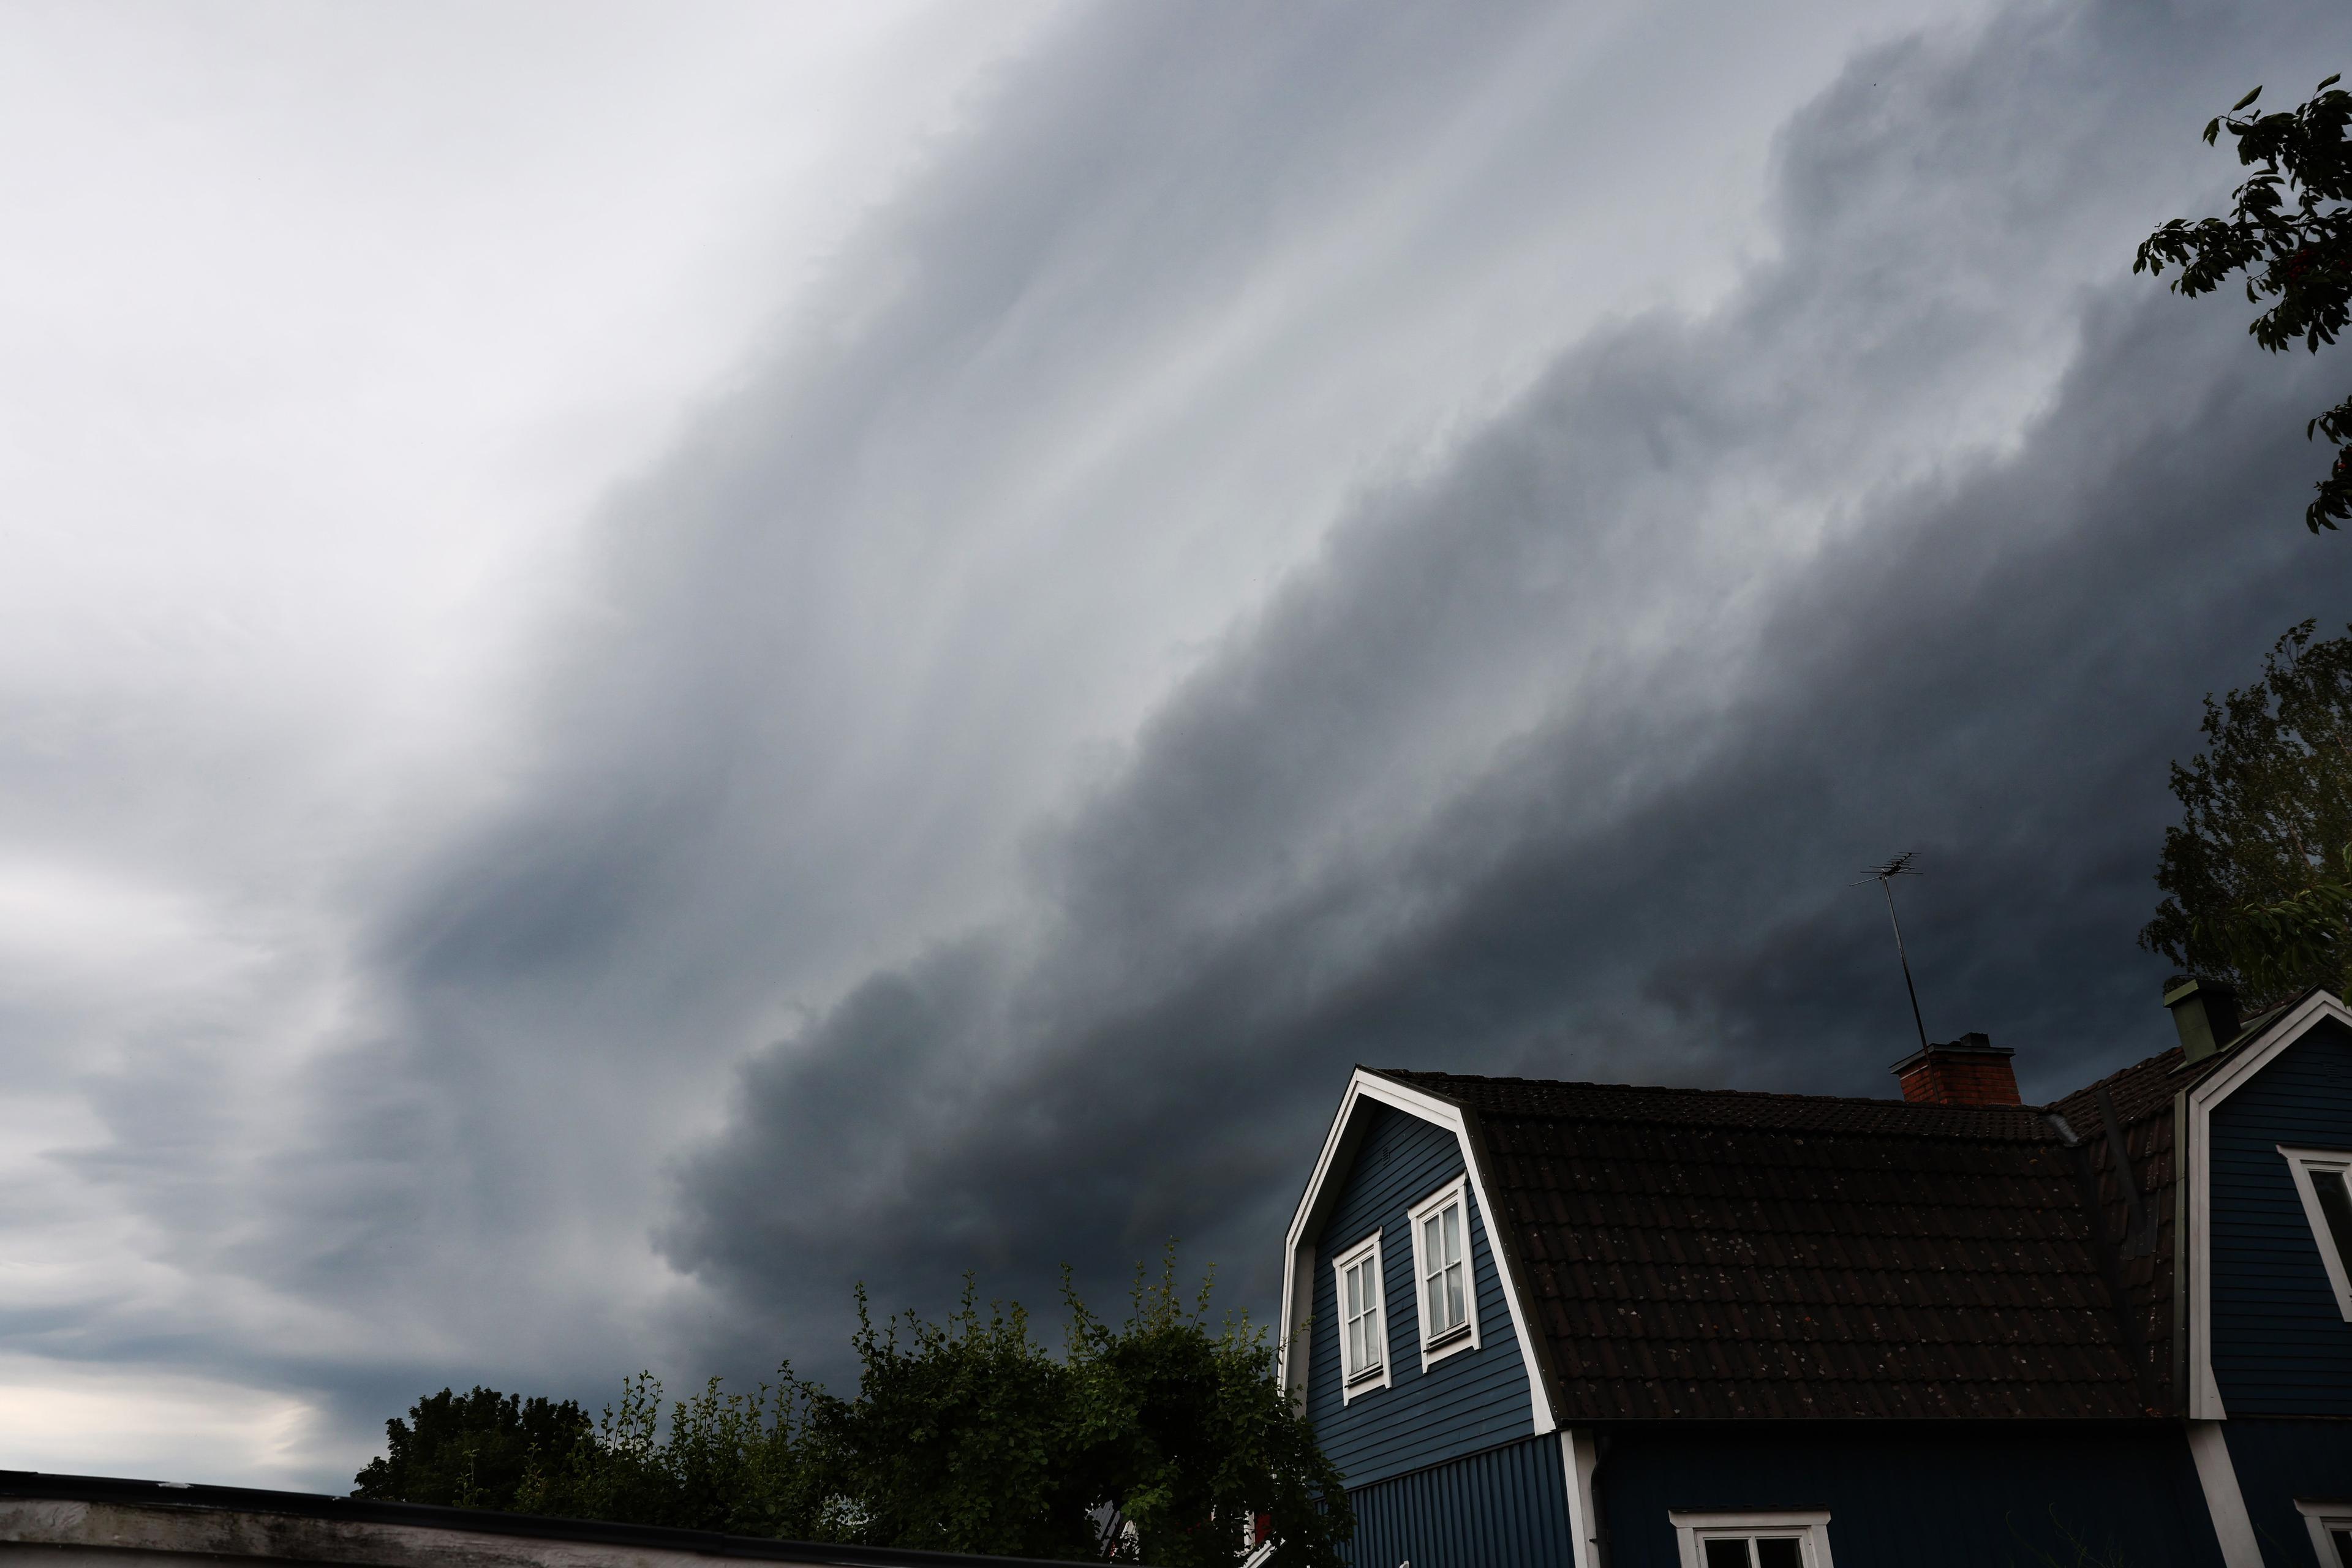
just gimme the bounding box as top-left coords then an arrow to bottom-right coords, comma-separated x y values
662,0 -> 2352,1370
176,0 -> 1674,1406
32,0 -> 2351,1482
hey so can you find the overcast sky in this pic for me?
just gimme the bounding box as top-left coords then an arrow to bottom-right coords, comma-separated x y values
5,0 -> 2351,1493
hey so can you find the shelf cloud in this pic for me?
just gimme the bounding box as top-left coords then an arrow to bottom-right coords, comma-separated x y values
7,0 -> 2351,1487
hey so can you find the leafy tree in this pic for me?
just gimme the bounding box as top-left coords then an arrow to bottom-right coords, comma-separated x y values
352,1386 -> 593,1511
2136,75 -> 2352,532
2141,620 -> 2352,1003
1062,1265 -> 1349,1568
815,1284 -> 1097,1559
356,1262 -> 1352,1568
518,1370 -> 826,1537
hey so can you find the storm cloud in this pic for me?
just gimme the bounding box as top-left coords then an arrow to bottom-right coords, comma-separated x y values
8,0 -> 2352,1489
657,0 -> 2352,1351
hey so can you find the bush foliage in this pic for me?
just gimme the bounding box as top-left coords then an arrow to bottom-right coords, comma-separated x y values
355,1262 -> 1350,1568
352,1387 -> 594,1512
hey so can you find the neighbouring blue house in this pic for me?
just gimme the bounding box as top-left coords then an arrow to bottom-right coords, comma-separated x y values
1276,982 -> 2352,1568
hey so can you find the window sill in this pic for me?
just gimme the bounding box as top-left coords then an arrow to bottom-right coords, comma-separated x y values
1418,1320 -> 1478,1371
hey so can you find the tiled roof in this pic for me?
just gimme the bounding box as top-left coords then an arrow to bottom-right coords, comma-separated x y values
2035,1031 -> 2269,1420
1383,1073 -> 2060,1140
1376,1065 -> 2186,1422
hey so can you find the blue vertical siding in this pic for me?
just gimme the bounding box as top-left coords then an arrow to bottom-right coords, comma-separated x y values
1306,1104 -> 1535,1488
2217,1417 -> 2352,1568
2209,1017 -> 2352,1414
1342,1434 -> 1575,1568
1594,1424 -> 2223,1568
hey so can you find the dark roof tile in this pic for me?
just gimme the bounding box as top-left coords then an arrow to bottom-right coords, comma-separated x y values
1375,1064 -> 2172,1421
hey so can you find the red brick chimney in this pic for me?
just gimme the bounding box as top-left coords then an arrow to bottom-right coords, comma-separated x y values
1891,1032 -> 2021,1106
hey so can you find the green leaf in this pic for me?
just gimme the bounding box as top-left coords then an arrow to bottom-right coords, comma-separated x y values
2320,74 -> 2342,91
2205,116 -> 2222,145
2143,622 -> 2352,1005
2233,85 -> 2264,111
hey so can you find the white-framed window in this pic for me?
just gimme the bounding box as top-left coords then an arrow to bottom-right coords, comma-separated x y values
2295,1499 -> 2352,1566
1668,1510 -> 1835,1568
2278,1146 -> 2352,1321
1330,1232 -> 1389,1400
1408,1175 -> 1480,1367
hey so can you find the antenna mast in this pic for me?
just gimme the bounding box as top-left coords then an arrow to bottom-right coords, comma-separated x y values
1858,853 -> 1930,1055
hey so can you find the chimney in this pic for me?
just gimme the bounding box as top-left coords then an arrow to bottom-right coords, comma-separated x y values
2163,976 -> 2241,1065
1891,1031 -> 2021,1106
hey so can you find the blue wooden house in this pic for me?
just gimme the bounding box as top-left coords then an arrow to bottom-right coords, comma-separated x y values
1276,983 -> 2352,1567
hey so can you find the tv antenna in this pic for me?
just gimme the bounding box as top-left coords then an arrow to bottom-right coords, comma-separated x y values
1856,852 -> 1929,1054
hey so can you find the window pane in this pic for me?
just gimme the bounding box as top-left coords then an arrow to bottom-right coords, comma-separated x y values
1426,1270 -> 1443,1330
1702,1541 -> 1753,1568
1423,1213 -> 1440,1272
1442,1204 -> 1462,1267
1755,1539 -> 1803,1568
1366,1303 -> 1381,1363
1346,1262 -> 1362,1319
1445,1261 -> 1465,1328
2314,1169 -> 2352,1276
2329,1526 -> 2351,1566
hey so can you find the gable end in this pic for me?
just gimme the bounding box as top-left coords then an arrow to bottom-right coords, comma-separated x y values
1279,1068 -> 1556,1434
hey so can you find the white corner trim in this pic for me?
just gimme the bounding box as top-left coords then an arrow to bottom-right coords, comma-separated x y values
2184,990 -> 2352,1419
1330,1231 -> 1392,1402
1408,1173 -> 1482,1370
1561,1429 -> 1601,1568
2278,1145 -> 2352,1321
2188,1422 -> 2263,1568
1666,1510 -> 1834,1568
1277,1068 -> 1556,1433
2294,1498 -> 2352,1568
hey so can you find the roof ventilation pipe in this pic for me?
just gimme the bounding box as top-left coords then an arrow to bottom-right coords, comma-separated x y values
2163,977 -> 2240,1065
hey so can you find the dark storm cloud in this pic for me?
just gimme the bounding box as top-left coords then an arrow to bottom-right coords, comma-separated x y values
103,0 -> 2343,1437
661,0 -> 2352,1363
55,0 -> 2332,1495
225,0 -> 1651,1397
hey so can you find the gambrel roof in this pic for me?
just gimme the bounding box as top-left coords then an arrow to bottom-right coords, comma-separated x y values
1375,1069 -> 2155,1420
1361,1004 -> 2308,1424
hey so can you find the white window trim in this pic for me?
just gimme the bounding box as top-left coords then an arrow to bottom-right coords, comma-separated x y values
2295,1498 -> 2352,1567
1330,1232 -> 1390,1401
1667,1509 -> 1836,1568
1406,1174 -> 1481,1369
2278,1145 -> 2352,1321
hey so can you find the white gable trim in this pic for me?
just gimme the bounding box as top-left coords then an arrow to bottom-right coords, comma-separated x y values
1277,1068 -> 1555,1433
2187,1422 -> 2261,1568
2184,989 -> 2352,1420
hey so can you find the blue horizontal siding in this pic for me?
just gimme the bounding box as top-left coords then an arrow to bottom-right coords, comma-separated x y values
2217,1417 -> 2352,1568
2209,1017 -> 2352,1414
1343,1434 -> 1574,1568
1596,1424 -> 2222,1568
1306,1104 -> 1535,1488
